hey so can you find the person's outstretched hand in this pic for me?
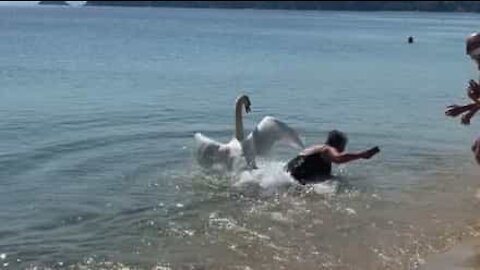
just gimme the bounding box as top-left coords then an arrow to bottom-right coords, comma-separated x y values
363,146 -> 380,159
445,104 -> 474,117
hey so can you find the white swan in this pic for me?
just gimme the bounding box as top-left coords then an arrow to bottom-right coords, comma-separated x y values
194,95 -> 304,171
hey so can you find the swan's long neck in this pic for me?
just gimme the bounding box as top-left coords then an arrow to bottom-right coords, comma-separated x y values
235,96 -> 247,141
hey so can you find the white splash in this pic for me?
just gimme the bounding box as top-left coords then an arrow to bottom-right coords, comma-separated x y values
311,180 -> 338,195
234,160 -> 296,194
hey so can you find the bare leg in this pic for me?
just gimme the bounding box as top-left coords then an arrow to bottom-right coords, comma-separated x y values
472,137 -> 480,165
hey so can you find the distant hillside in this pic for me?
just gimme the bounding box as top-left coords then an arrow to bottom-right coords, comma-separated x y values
85,1 -> 480,12
39,1 -> 69,5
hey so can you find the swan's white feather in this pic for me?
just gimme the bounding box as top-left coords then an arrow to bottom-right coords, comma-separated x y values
194,133 -> 243,170
244,116 -> 304,157
193,116 -> 304,171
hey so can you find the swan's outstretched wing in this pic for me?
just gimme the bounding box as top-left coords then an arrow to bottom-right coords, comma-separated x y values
193,133 -> 242,170
194,133 -> 225,168
245,116 -> 304,156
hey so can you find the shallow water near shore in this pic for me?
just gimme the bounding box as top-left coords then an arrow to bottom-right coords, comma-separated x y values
1,5 -> 480,269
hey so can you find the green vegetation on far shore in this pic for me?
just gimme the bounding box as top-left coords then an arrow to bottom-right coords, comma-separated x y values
84,1 -> 480,12
38,1 -> 69,6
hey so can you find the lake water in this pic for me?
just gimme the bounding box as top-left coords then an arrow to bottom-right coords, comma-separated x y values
1,5 -> 480,270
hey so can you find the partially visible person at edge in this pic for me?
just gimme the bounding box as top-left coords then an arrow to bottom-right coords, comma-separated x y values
285,130 -> 380,185
445,32 -> 480,164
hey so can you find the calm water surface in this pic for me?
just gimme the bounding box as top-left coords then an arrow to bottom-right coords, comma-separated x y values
1,5 -> 480,270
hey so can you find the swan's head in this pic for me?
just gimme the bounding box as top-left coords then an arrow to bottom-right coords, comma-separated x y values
245,97 -> 251,113
236,95 -> 251,114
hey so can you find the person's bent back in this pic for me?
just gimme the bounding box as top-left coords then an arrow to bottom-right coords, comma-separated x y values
285,130 -> 380,185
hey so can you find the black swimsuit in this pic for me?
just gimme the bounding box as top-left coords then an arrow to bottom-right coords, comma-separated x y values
285,152 -> 331,185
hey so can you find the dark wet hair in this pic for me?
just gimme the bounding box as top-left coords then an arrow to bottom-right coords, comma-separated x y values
325,130 -> 348,151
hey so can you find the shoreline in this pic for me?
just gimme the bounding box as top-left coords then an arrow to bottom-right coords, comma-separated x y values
423,235 -> 480,270
81,4 -> 480,15
83,1 -> 480,14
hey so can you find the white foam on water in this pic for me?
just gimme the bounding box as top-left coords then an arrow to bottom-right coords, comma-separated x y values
233,160 -> 296,194
192,150 -> 343,198
311,180 -> 338,195
232,159 -> 340,197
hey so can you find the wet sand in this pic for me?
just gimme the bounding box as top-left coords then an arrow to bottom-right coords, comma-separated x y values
423,237 -> 480,270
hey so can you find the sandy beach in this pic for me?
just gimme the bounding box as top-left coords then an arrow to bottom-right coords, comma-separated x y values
423,237 -> 480,270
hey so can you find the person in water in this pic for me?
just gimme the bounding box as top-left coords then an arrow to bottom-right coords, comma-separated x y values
445,32 -> 480,164
285,130 -> 380,184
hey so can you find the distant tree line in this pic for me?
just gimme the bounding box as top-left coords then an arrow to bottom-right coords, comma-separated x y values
38,1 -> 69,5
84,1 -> 480,12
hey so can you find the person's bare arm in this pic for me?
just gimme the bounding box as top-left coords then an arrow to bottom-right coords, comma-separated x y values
445,103 -> 480,117
445,80 -> 480,119
324,146 -> 380,164
460,80 -> 480,124
468,80 -> 480,104
461,106 -> 480,125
